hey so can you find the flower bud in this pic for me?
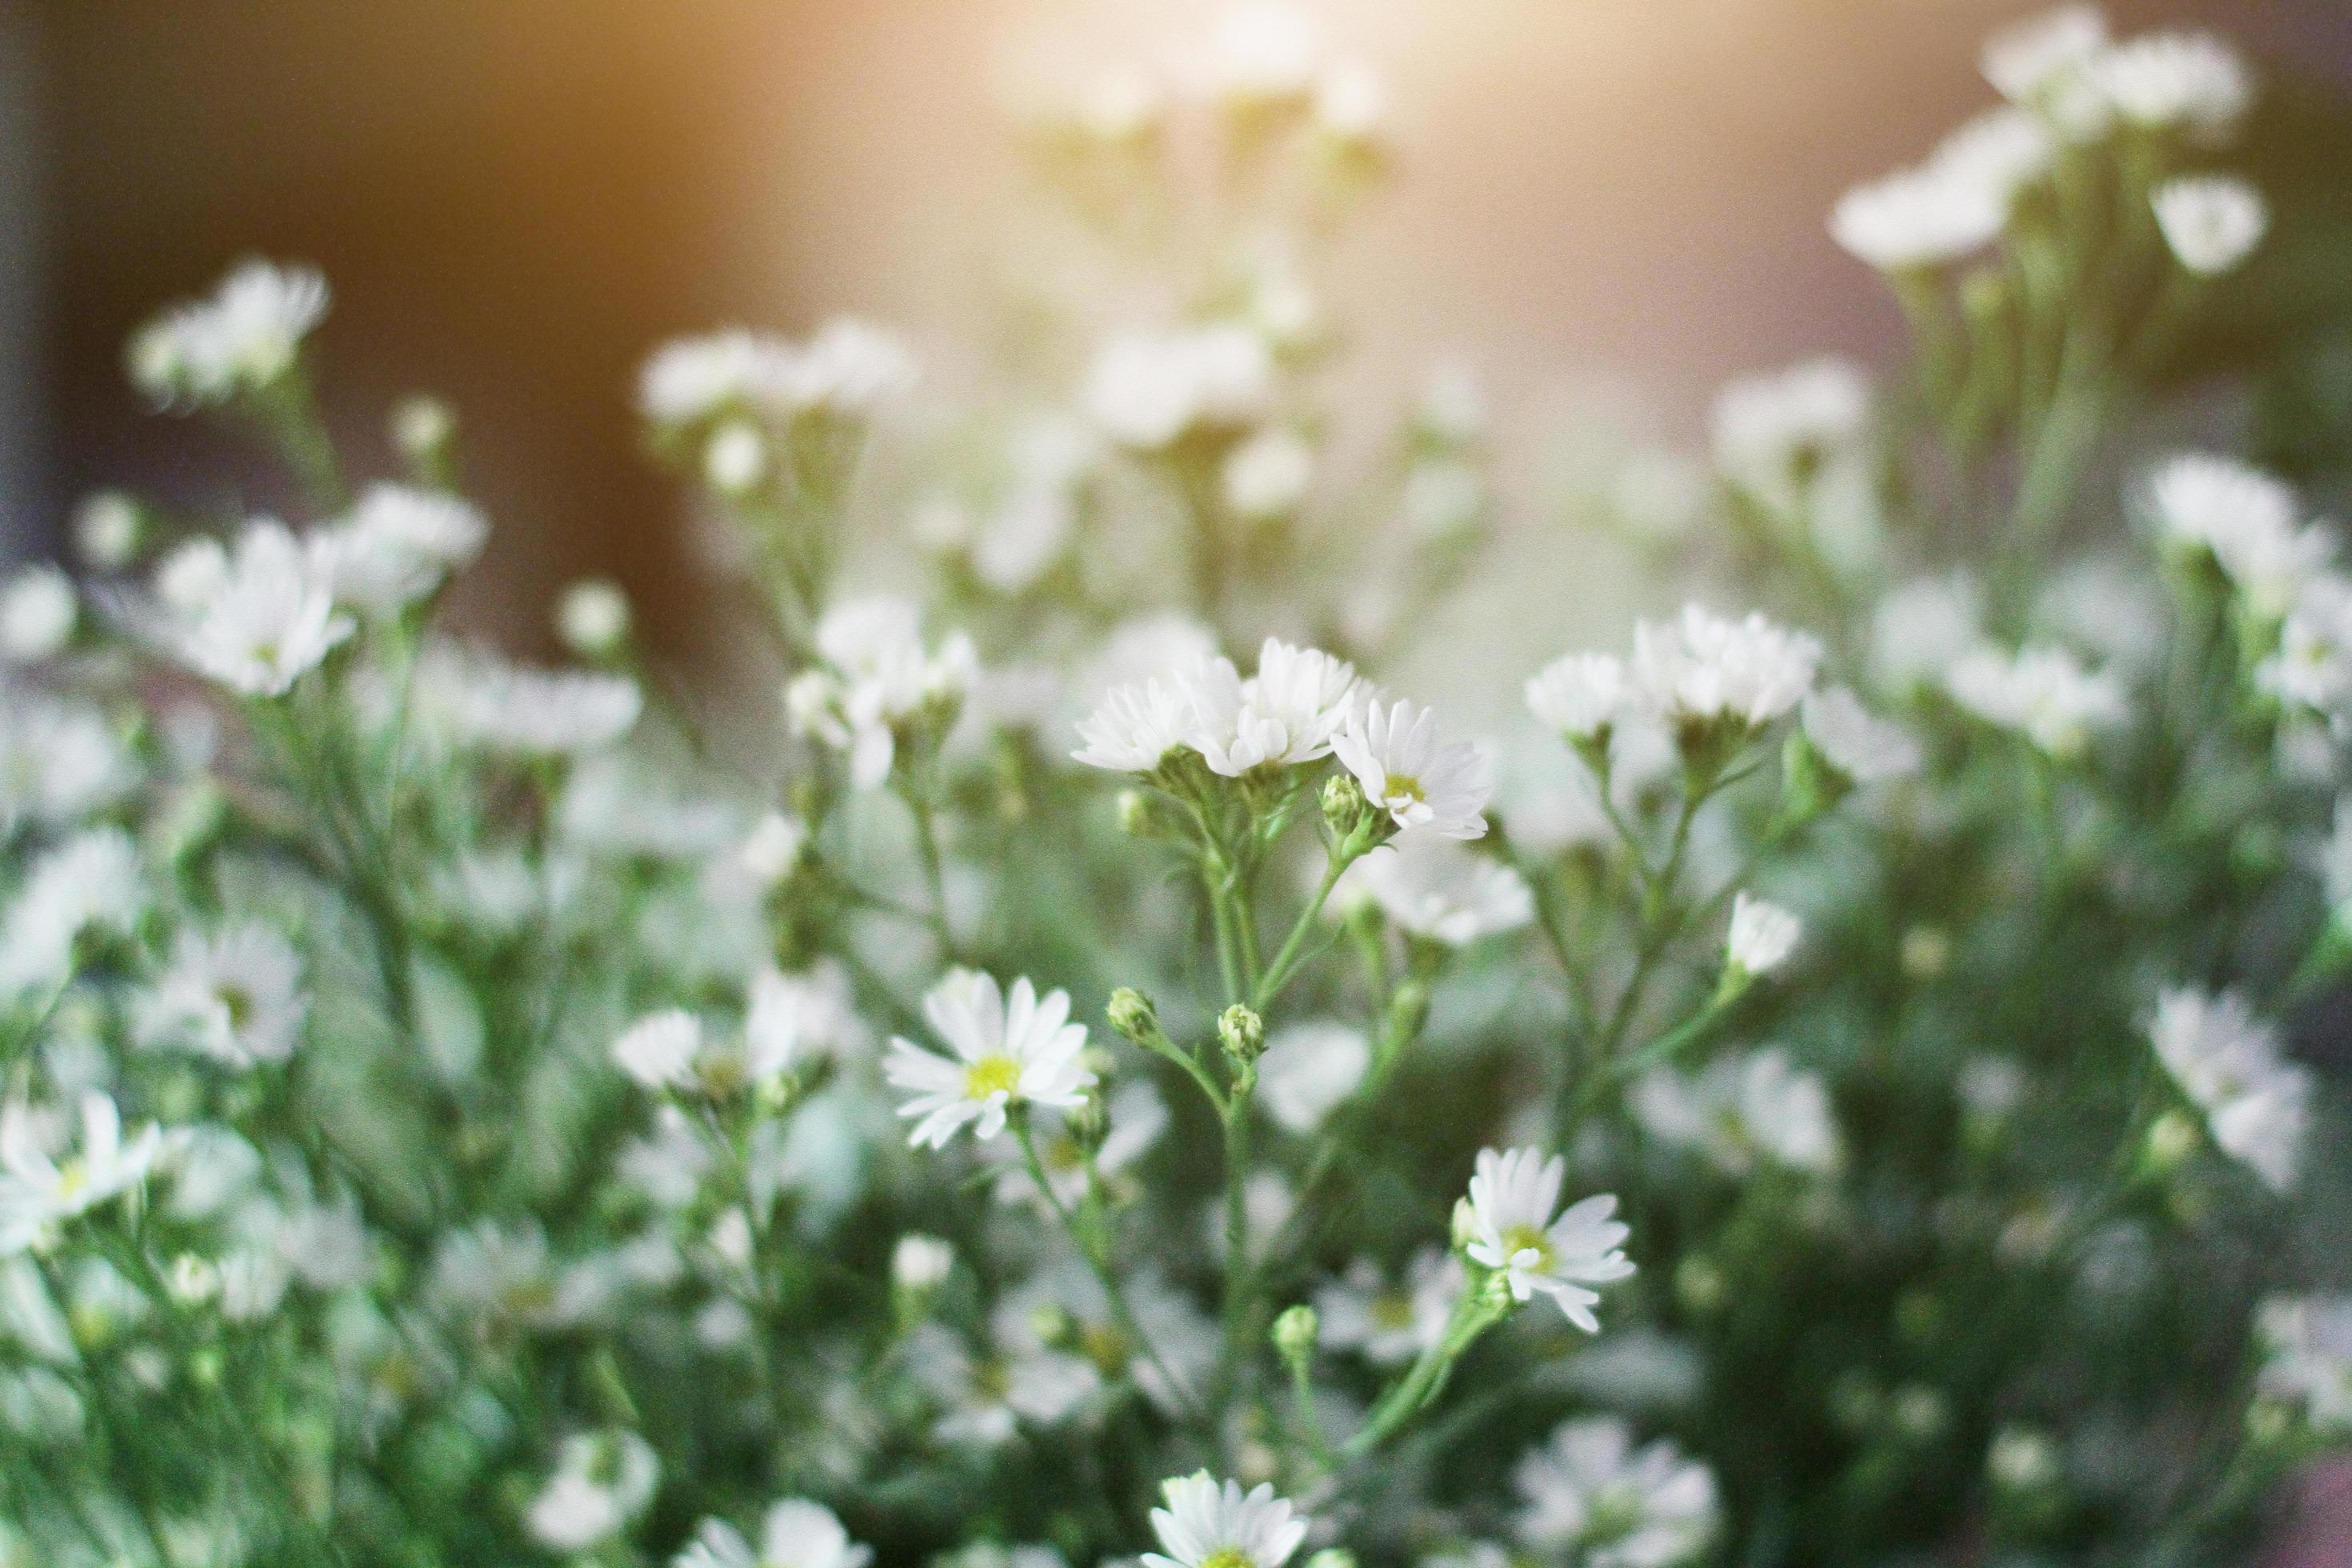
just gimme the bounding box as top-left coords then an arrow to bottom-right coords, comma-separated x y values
557,579 -> 632,662
2142,1108 -> 2200,1176
1450,1194 -> 1478,1250
390,395 -> 457,467
1270,1303 -> 1319,1366
167,1254 -> 220,1309
1218,1003 -> 1266,1065
1320,772 -> 1369,837
1116,788 -> 1162,838
1106,986 -> 1160,1047
890,1234 -> 954,1294
1385,980 -> 1430,1044
704,419 -> 769,497
74,492 -> 142,572
1066,1089 -> 1110,1154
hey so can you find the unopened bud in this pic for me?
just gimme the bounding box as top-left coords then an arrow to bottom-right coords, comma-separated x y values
557,578 -> 632,661
704,419 -> 769,497
1218,1003 -> 1266,1064
2142,1108 -> 2200,1175
1117,788 -> 1161,838
390,395 -> 456,466
890,1233 -> 954,1294
1067,1089 -> 1109,1154
1385,979 -> 1430,1043
1106,987 -> 1160,1046
1271,1303 -> 1319,1366
1320,772 -> 1368,837
167,1254 -> 220,1309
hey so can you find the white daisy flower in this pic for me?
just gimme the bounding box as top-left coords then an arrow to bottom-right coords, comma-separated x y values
1711,359 -> 1871,512
526,1430 -> 658,1554
1513,1416 -> 1718,1568
1255,1021 -> 1369,1133
2148,987 -> 2311,1194
161,520 -> 352,698
1179,638 -> 1361,778
1141,1473 -> 1310,1568
1946,644 -> 2128,758
0,1094 -> 166,1258
2144,453 -> 2325,617
746,961 -> 866,1071
885,970 -> 1095,1148
0,566 -> 76,664
1223,428 -> 1316,521
1084,326 -> 1274,450
1830,162 -> 2007,272
2256,1296 -> 2352,1434
454,663 -> 642,756
1337,837 -> 1533,946
0,691 -> 137,837
1799,688 -> 1921,784
2090,30 -> 2253,138
1527,652 -> 1631,745
1462,1147 -> 1635,1331
1631,1048 -> 1841,1177
1629,605 -> 1822,738
129,259 -> 330,409
1073,678 -> 1194,773
791,597 -> 977,790
2152,177 -> 2268,275
638,330 -> 800,426
611,1010 -> 705,1091
1334,698 -> 1491,840
1314,1248 -> 1461,1367
137,923 -> 307,1068
1983,5 -> 2109,105
0,826 -> 146,997
675,1498 -> 874,1568
310,483 -> 488,617
914,1319 -> 1102,1446
1725,894 -> 1800,978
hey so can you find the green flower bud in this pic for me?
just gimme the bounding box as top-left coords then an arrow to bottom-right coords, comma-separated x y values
1320,772 -> 1368,837
1106,987 -> 1160,1046
1218,1003 -> 1266,1065
2142,1108 -> 2201,1175
1117,788 -> 1160,838
1271,1303 -> 1319,1366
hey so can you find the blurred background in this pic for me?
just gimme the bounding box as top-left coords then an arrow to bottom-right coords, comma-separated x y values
4,0 -> 2351,652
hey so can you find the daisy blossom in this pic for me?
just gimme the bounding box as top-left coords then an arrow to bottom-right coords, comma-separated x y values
1142,1473 -> 1310,1568
1333,697 -> 1491,840
1462,1147 -> 1635,1331
885,970 -> 1094,1148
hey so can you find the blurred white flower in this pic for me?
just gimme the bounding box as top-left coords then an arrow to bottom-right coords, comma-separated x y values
1725,893 -> 1800,978
1142,1473 -> 1310,1568
2152,177 -> 2268,275
0,691 -> 137,838
160,520 -> 352,698
640,330 -> 799,426
454,663 -> 642,756
2090,30 -> 2252,138
1339,837 -> 1532,946
1528,652 -> 1631,745
791,597 -> 976,789
1632,1048 -> 1841,1177
1463,1147 -> 1634,1331
1983,5 -> 2109,104
1314,1248 -> 1459,1367
526,1430 -> 658,1554
0,828 -> 146,998
1203,4 -> 1323,104
130,259 -> 329,409
1073,677 -> 1194,774
557,578 -> 632,658
2145,453 -> 2324,618
1313,60 -> 1388,146
311,483 -> 487,618
1933,106 -> 2057,208
891,1233 -> 954,1293
676,1498 -> 873,1568
1831,162 -> 2006,272
73,493 -> 142,572
0,1094 -> 166,1258
1711,359 -> 1870,512
746,961 -> 866,1070
1255,1021 -> 1369,1133
1800,687 -> 1921,784
1334,698 -> 1493,841
1513,1416 -> 1718,1568
738,812 -> 810,889
886,970 -> 1094,1148
1630,605 -> 1822,737
0,567 -> 76,664
914,1319 -> 1101,1446
1946,644 -> 2127,758
2259,575 -> 2352,716
612,1010 -> 705,1091
783,318 -> 919,418
2148,987 -> 2310,1193
1085,326 -> 1274,450
1223,428 -> 1315,520
2257,1296 -> 2352,1434
137,924 -> 307,1068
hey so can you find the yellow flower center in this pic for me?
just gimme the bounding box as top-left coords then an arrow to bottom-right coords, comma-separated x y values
1502,1222 -> 1552,1267
964,1054 -> 1022,1100
1202,1550 -> 1257,1568
56,1157 -> 90,1202
1369,1291 -> 1416,1331
1382,772 -> 1426,805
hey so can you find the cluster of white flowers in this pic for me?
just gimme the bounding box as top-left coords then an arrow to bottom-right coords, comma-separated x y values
1946,643 -> 2127,758
1513,1416 -> 1719,1568
151,519 -> 354,698
788,597 -> 978,789
128,259 -> 330,409
1632,1046 -> 1841,1177
1086,325 -> 1276,451
1528,603 -> 1829,769
641,319 -> 918,431
2146,987 -> 2311,1194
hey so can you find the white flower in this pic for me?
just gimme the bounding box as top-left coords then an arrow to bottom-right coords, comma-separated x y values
0,692 -> 137,838
161,520 -> 352,697
1631,1048 -> 1841,1177
885,970 -> 1095,1148
1338,838 -> 1533,946
454,664 -> 642,756
1933,106 -> 2057,208
1514,1417 -> 1718,1568
1203,4 -> 1323,103
1073,678 -> 1194,773
792,597 -> 977,789
890,1234 -> 954,1293
1630,605 -> 1822,737
1983,6 -> 2109,104
1870,574 -> 1982,690
0,566 -> 76,663
0,1095 -> 166,1257
526,1430 -> 658,1554
640,330 -> 799,426
310,483 -> 487,617
1800,687 -> 1921,784
2148,987 -> 2311,1194
739,812 -> 811,888
2260,576 -> 2352,715
1724,893 -> 1799,978
1528,652 -> 1630,744
676,1498 -> 873,1568
1464,1149 -> 1634,1331
1314,60 -> 1388,146
137,924 -> 307,1068
1180,638 -> 1361,777
74,492 -> 142,572
1711,360 -> 1870,510
1830,162 -> 2007,272
0,827 -> 146,997
2257,1296 -> 2352,1434
2090,31 -> 2253,138
1142,1473 -> 1310,1568
1256,1021 -> 1369,1133
1223,429 -> 1315,520
1314,1249 -> 1460,1367
2152,177 -> 2268,275
914,1320 -> 1101,1446
612,1010 -> 704,1090
782,318 -> 919,419
2144,453 -> 2325,617
130,259 -> 329,408
1085,326 -> 1274,450
746,961 -> 866,1070
558,578 -> 633,658
1947,644 -> 2128,757
1334,698 -> 1491,840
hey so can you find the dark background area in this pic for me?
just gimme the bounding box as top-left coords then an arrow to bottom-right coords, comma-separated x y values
6,0 -> 2352,650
